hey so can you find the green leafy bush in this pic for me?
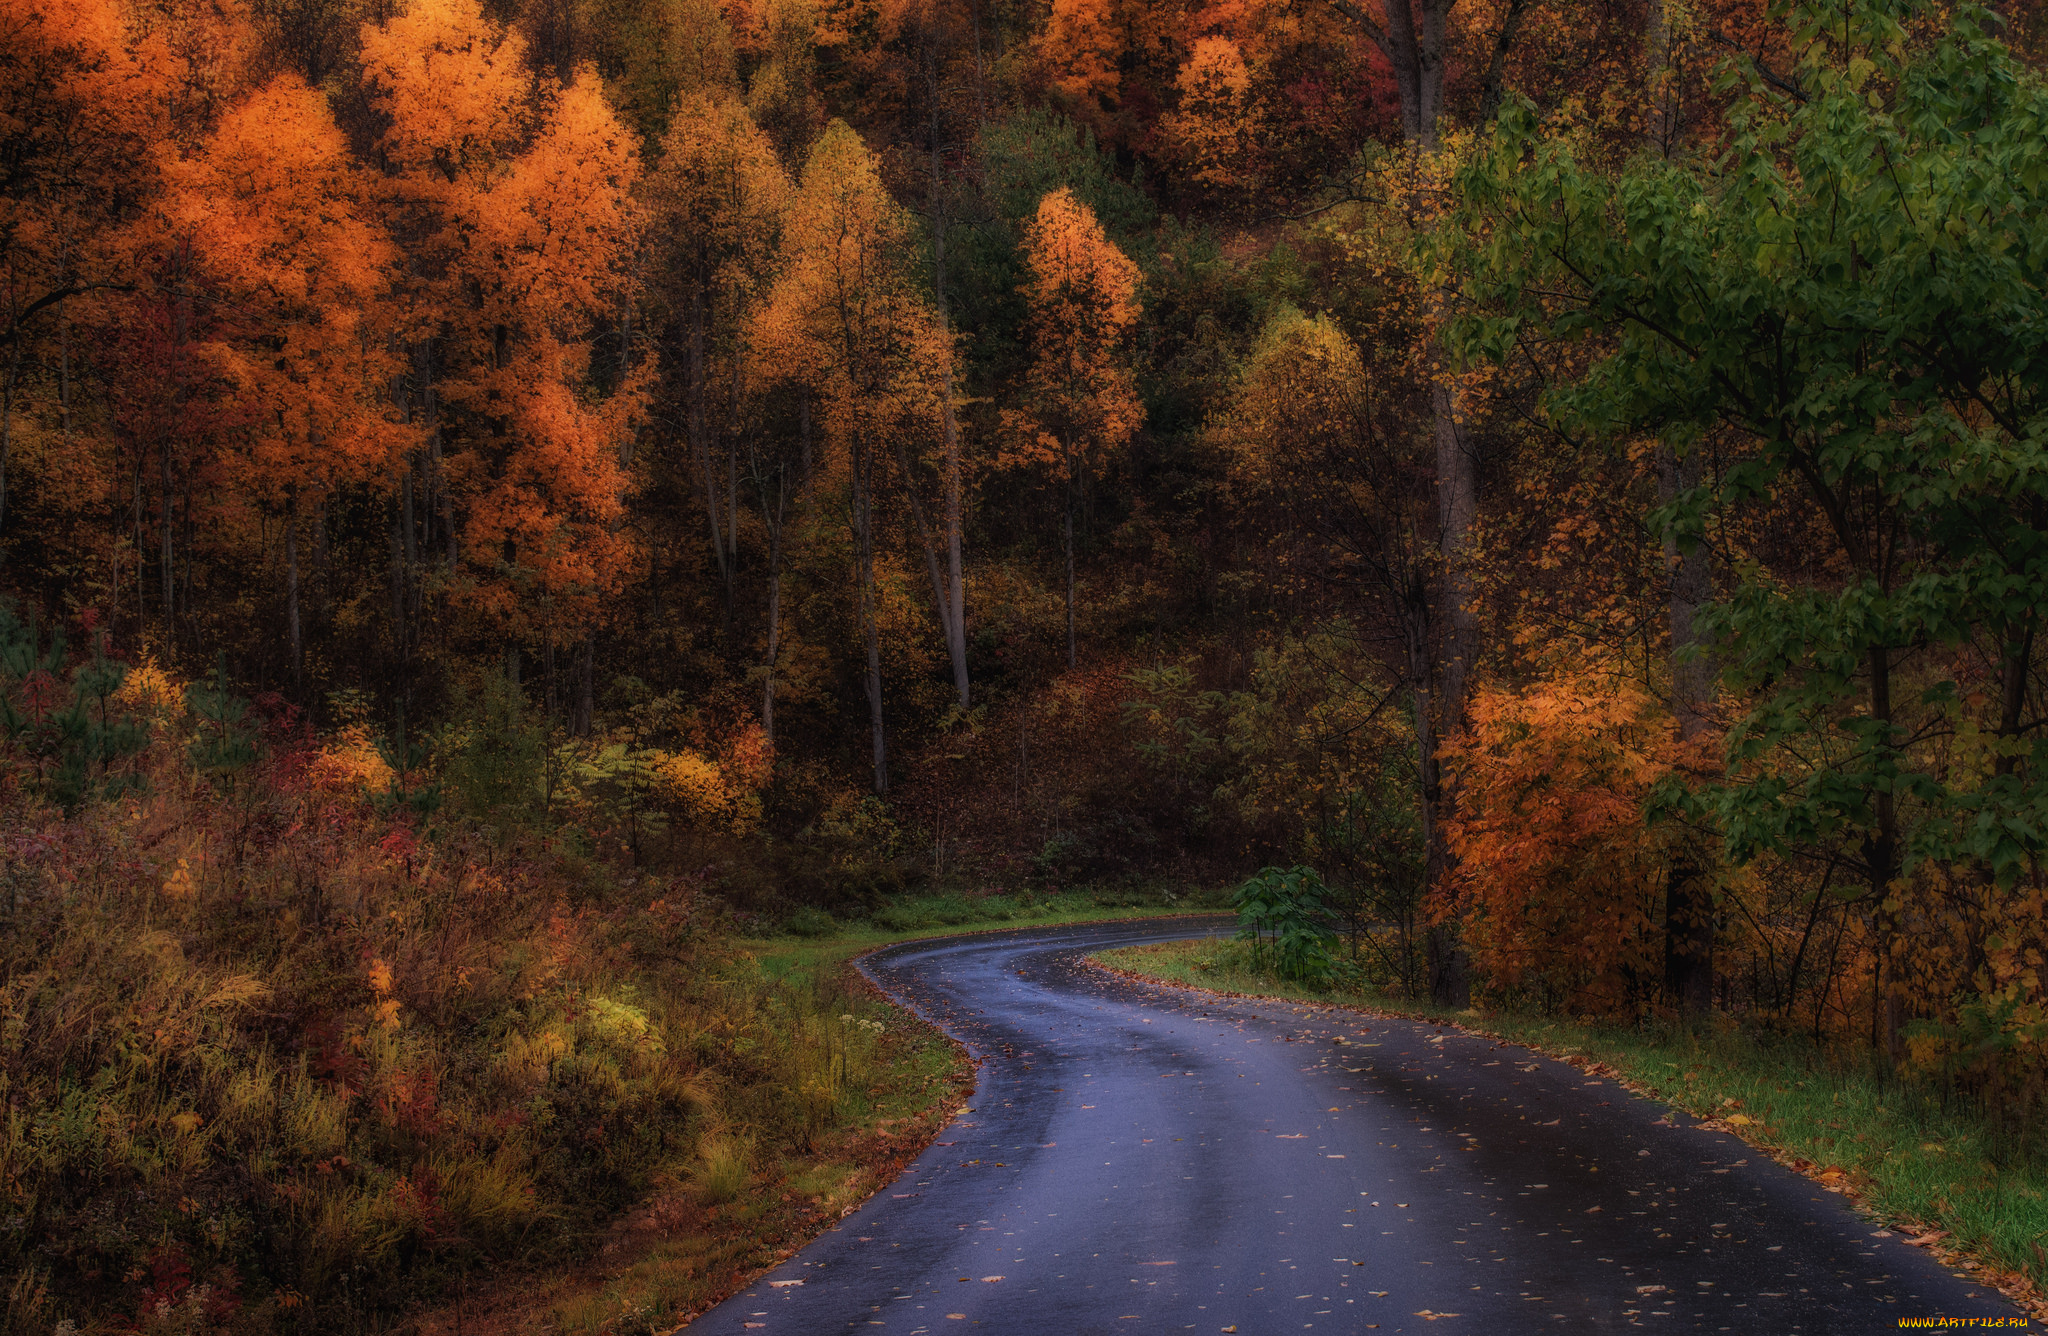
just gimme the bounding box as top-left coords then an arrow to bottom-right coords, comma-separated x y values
1233,865 -> 1337,985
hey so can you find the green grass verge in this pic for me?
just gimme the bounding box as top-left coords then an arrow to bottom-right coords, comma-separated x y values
1094,935 -> 2048,1318
769,885 -> 1231,943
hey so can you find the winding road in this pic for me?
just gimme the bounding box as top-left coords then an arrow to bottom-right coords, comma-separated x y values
687,918 -> 2018,1333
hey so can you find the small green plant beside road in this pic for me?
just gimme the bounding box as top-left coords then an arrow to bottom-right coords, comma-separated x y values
1232,865 -> 1337,985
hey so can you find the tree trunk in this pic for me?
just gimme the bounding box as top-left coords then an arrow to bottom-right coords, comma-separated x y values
763,500 -> 784,743
1657,443 -> 1715,1015
161,437 -> 176,635
287,508 -> 303,693
574,636 -> 593,737
1427,383 -> 1475,1007
943,375 -> 968,704
131,459 -> 143,640
854,434 -> 888,793
0,330 -> 19,541
388,500 -> 406,659
1337,0 -> 1486,1007
1063,498 -> 1077,671
1867,641 -> 1902,1059
545,635 -> 558,725
928,63 -> 971,707
1644,0 -> 1677,149
763,392 -> 810,743
181,472 -> 193,621
727,349 -> 741,563
689,279 -> 730,600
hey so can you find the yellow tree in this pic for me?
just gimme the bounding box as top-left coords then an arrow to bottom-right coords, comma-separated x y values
745,0 -> 821,167
753,119 -> 944,793
1015,186 -> 1141,669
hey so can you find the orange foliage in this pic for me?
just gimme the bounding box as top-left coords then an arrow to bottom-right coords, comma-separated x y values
1159,35 -> 1263,189
1441,654 -> 1685,1015
1040,0 -> 1123,112
167,76 -> 401,512
1012,187 -> 1143,472
363,0 -> 645,637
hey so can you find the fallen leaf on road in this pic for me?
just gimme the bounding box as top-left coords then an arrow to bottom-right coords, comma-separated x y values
767,1280 -> 802,1288
1906,1231 -> 1949,1247
1414,1310 -> 1461,1320
981,1276 -> 1004,1282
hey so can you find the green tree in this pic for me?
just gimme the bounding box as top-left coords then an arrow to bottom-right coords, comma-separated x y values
1441,1 -> 2048,1051
0,608 -> 146,812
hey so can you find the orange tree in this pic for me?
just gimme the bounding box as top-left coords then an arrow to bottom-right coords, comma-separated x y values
1441,651 -> 1686,1015
1012,187 -> 1142,671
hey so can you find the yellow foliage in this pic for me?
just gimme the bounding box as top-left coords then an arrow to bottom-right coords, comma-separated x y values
161,857 -> 195,901
308,724 -> 396,795
647,724 -> 776,834
1160,36 -> 1263,189
653,748 -> 727,816
116,657 -> 182,715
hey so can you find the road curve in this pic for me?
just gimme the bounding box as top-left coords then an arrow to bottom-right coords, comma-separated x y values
685,918 -> 2017,1334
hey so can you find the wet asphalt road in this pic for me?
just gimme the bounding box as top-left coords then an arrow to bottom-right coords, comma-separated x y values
686,918 -> 2019,1334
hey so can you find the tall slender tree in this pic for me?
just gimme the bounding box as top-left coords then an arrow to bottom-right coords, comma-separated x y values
1015,187 -> 1140,671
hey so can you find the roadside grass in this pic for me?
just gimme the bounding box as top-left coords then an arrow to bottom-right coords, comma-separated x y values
1095,936 -> 2048,1317
773,885 -> 1231,942
443,896 -> 1232,1336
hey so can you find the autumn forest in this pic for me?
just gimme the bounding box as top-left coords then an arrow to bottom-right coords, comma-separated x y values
10,0 -> 2048,1327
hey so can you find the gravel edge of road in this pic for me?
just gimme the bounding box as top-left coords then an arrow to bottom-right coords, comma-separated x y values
1084,950 -> 2048,1324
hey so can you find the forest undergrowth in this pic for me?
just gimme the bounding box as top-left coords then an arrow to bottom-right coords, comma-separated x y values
1094,936 -> 2048,1319
0,645 -> 1214,1336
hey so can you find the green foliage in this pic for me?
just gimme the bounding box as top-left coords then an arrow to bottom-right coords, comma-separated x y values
952,107 -> 1157,387
437,670 -> 548,831
1123,662 -> 1225,783
0,606 -> 147,812
781,905 -> 839,937
1442,2 -> 2048,886
1232,865 -> 1336,985
979,109 -> 1155,244
183,653 -> 259,787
